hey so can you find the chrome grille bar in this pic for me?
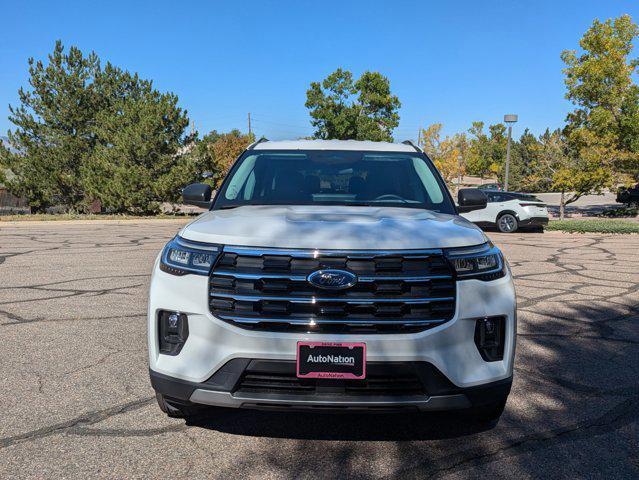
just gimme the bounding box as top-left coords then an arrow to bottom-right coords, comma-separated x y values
209,245 -> 456,333
217,315 -> 447,326
210,292 -> 454,304
212,270 -> 453,282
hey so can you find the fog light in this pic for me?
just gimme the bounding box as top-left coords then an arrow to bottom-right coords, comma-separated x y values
168,312 -> 179,329
474,316 -> 505,361
158,311 -> 189,356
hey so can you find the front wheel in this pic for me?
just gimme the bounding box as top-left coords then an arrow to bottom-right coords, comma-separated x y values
155,392 -> 206,419
497,213 -> 518,233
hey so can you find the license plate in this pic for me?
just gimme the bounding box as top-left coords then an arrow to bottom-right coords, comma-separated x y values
296,342 -> 366,379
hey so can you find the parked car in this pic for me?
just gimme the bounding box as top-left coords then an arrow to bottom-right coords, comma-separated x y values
617,184 -> 639,205
461,191 -> 549,233
148,139 -> 516,423
477,183 -> 503,191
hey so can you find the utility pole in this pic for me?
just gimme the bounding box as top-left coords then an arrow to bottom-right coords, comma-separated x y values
503,114 -> 518,192
248,112 -> 252,137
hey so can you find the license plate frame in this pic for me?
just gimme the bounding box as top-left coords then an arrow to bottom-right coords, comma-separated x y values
296,341 -> 366,379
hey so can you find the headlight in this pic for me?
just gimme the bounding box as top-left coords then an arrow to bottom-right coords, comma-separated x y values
160,236 -> 221,276
445,242 -> 506,281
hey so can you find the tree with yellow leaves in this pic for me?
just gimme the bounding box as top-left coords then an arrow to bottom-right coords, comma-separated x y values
210,130 -> 255,188
419,124 -> 467,189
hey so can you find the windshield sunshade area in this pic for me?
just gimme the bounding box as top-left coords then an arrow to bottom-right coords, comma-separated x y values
214,150 -> 455,213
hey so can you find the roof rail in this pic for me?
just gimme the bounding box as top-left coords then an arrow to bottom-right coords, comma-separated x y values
402,140 -> 422,153
247,137 -> 269,150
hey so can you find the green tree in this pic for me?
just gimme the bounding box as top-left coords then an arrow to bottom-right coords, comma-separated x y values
618,81 -> 639,178
305,68 -> 401,141
487,123 -> 508,181
561,14 -> 639,184
189,130 -> 222,179
0,41 -> 102,212
523,129 -> 606,219
465,122 -> 492,178
81,70 -> 193,214
511,129 -> 541,191
465,122 -> 510,182
0,41 -> 195,214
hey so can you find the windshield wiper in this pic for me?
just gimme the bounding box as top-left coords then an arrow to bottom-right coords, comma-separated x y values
217,204 -> 244,210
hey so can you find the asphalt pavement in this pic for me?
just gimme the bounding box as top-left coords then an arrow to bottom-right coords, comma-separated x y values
0,220 -> 637,479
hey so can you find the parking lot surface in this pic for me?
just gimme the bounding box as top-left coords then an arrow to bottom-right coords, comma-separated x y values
0,220 -> 638,479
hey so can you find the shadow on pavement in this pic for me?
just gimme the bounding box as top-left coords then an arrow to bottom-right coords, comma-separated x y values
187,409 -> 497,441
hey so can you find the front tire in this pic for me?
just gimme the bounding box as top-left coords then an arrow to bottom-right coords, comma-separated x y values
155,392 -> 206,419
497,213 -> 518,233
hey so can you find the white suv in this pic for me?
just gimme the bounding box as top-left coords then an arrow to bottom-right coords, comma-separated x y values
148,139 -> 516,423
461,191 -> 549,233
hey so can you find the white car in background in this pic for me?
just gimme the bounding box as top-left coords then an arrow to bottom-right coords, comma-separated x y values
461,191 -> 549,233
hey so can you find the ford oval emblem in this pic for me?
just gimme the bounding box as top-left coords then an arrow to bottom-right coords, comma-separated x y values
307,269 -> 357,290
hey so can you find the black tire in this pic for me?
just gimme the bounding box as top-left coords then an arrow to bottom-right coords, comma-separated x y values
155,392 -> 205,419
617,192 -> 629,203
497,213 -> 518,233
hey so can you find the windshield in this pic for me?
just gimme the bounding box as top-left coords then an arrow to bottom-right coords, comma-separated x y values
213,150 -> 455,213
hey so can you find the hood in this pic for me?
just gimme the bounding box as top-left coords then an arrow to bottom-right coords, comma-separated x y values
180,206 -> 487,250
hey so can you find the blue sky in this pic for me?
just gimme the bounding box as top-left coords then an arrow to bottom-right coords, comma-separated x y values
1,0 -> 638,142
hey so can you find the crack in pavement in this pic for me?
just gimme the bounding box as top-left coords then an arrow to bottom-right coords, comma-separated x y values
0,312 -> 146,327
0,283 -> 144,306
0,397 -> 155,449
0,273 -> 149,290
0,308 -> 31,323
61,346 -> 123,376
70,424 -> 186,438
0,250 -> 37,266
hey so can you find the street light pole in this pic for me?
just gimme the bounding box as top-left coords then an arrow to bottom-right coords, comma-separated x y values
503,114 -> 518,192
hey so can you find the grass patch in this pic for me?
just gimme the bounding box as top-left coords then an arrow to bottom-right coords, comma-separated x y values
0,213 -> 196,222
547,219 -> 639,234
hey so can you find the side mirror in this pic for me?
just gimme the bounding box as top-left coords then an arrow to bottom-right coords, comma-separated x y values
183,183 -> 212,209
457,188 -> 487,213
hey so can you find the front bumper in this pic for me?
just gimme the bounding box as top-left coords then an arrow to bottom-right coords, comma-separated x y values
148,256 -> 517,409
150,361 -> 512,412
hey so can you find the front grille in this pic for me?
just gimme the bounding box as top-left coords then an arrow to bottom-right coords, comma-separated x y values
235,361 -> 425,396
209,246 -> 456,333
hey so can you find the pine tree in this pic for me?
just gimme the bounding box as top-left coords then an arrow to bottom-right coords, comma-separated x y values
0,41 -> 101,212
0,41 -> 195,214
82,68 -> 193,214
